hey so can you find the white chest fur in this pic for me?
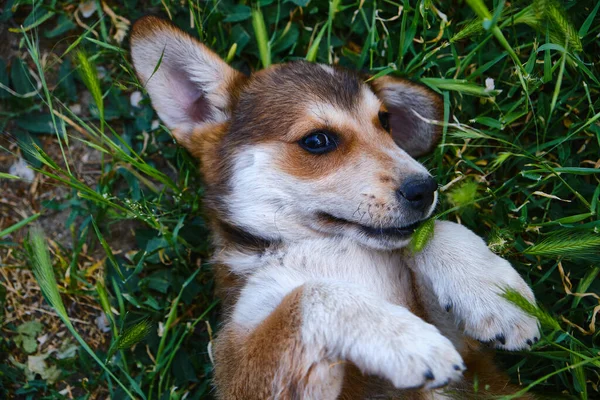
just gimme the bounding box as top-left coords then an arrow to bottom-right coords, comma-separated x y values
224,237 -> 418,329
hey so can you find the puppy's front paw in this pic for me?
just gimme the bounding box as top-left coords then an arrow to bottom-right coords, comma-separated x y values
445,259 -> 540,351
415,221 -> 541,351
347,307 -> 465,390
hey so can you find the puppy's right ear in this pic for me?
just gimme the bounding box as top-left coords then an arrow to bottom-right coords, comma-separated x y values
130,16 -> 244,149
370,76 -> 442,158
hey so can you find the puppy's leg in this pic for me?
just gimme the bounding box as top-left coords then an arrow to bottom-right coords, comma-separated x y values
409,221 -> 540,350
214,272 -> 466,400
214,286 -> 344,400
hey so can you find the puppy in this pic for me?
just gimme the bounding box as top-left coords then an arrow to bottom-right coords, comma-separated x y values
130,16 -> 539,399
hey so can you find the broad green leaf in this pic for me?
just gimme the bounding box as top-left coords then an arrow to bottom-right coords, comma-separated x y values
10,58 -> 36,95
224,5 -> 252,22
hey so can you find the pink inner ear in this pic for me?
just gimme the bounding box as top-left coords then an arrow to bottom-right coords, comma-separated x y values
187,93 -> 212,123
167,65 -> 213,124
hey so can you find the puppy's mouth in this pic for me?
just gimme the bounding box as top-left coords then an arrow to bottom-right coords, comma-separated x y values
317,213 -> 424,239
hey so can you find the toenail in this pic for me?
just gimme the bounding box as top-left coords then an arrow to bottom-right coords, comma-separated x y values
496,334 -> 506,345
424,370 -> 435,380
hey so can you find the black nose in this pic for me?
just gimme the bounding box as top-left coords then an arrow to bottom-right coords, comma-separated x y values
397,176 -> 437,212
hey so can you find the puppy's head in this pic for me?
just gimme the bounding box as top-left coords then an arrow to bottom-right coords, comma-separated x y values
131,16 -> 442,250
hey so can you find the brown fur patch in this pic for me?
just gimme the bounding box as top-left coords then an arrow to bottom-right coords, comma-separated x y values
131,15 -> 182,42
213,286 -> 343,399
379,175 -> 394,184
183,123 -> 230,185
338,363 -> 434,400
275,124 -> 355,180
453,339 -> 535,399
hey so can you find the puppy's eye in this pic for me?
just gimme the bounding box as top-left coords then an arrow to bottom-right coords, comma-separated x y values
299,131 -> 337,154
378,111 -> 391,132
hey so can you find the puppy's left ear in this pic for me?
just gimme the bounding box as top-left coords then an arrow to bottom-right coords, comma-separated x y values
371,76 -> 442,158
130,16 -> 245,151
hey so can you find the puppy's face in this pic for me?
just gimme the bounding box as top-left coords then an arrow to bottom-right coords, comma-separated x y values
131,17 -> 442,250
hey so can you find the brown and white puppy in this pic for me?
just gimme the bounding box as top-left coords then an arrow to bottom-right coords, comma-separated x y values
131,16 -> 539,399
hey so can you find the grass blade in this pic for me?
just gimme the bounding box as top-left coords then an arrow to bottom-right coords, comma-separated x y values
76,50 -> 104,126
502,288 -> 561,331
523,232 -> 600,260
251,4 -> 271,68
410,218 -> 435,253
25,227 -> 137,399
0,213 -> 41,238
305,22 -> 329,62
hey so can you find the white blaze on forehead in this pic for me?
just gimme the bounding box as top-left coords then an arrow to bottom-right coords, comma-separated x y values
360,86 -> 382,116
305,85 -> 382,128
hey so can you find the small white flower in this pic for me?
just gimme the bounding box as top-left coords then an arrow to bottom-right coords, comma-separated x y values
207,341 -> 215,365
69,103 -> 82,115
79,1 -> 97,19
96,66 -> 107,79
130,91 -> 143,108
485,77 -> 495,91
9,158 -> 35,183
37,334 -> 49,345
95,312 -> 111,333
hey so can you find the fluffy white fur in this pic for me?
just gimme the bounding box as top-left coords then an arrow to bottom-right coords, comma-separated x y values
412,221 -> 540,350
229,237 -> 466,392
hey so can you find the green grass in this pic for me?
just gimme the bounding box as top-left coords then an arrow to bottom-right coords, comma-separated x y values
0,0 -> 599,398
